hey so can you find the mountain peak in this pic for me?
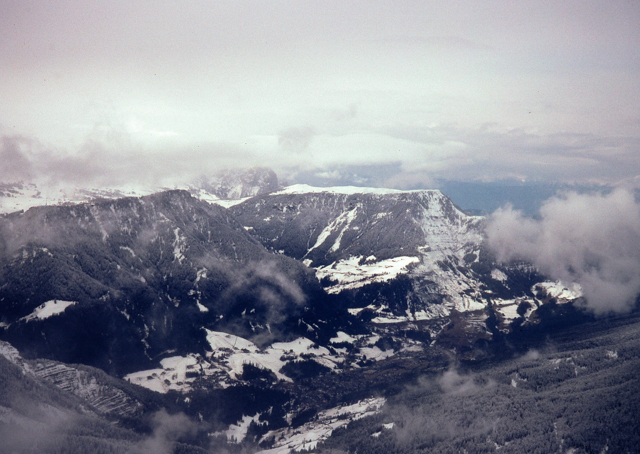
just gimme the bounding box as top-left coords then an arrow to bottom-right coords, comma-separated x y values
273,184 -> 443,197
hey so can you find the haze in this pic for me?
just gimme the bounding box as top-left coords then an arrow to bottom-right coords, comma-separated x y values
1,0 -> 639,189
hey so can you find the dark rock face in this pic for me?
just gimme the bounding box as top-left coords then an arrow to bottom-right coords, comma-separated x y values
0,190 -> 353,375
229,188 -> 494,318
230,189 -> 479,265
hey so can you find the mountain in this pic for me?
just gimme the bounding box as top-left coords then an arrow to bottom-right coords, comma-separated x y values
0,167 -> 280,215
2,176 -> 629,453
193,167 -> 279,200
0,190 -> 355,376
228,184 -> 561,353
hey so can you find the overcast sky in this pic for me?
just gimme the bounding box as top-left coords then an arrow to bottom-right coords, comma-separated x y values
1,0 -> 639,189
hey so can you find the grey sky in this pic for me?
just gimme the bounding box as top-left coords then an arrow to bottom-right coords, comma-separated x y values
1,0 -> 639,189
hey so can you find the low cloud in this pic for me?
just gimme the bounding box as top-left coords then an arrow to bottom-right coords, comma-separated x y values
0,135 -> 34,181
3,118 -> 640,194
0,133 -> 251,189
203,258 -> 308,345
390,367 -> 496,448
486,189 -> 640,313
129,410 -> 197,454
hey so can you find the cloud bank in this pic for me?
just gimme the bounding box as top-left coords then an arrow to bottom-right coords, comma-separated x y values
486,189 -> 640,313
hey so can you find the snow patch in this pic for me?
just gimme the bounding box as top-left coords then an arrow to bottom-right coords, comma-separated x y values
491,269 -> 507,282
222,413 -> 261,443
315,256 -> 420,294
21,300 -> 77,322
329,331 -> 356,344
125,355 -> 202,393
205,329 -> 258,352
257,397 -> 386,453
274,184 -> 416,196
119,246 -> 136,257
172,227 -> 187,263
533,281 -> 582,303
211,197 -> 252,208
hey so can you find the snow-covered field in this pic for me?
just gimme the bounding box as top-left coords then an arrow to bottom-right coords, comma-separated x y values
125,332 -> 346,393
256,397 -> 386,453
273,184 -> 417,196
533,281 -> 582,303
20,300 -> 77,323
124,328 -> 423,394
315,255 -> 420,294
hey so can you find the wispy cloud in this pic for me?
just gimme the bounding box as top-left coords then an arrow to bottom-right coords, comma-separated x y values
487,189 -> 640,313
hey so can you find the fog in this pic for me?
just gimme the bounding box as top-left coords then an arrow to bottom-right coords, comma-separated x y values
487,189 -> 640,313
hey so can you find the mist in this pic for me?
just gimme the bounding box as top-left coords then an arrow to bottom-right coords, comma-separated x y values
486,189 -> 640,313
389,367 -> 497,449
128,410 -> 198,454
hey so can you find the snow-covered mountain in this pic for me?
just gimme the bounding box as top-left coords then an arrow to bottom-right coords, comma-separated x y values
230,185 -> 511,324
0,179 -> 576,373
0,190 -> 357,376
0,174 -> 605,453
0,167 -> 280,215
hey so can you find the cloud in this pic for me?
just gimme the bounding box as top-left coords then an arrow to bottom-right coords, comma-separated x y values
278,127 -> 315,154
390,367 -> 496,448
486,188 -> 640,313
202,258 -> 308,345
0,135 -> 34,181
129,410 -> 197,454
0,132 -> 254,189
437,368 -> 483,395
0,403 -> 75,453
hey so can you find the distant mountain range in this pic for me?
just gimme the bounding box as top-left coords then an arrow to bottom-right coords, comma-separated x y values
0,168 -> 633,453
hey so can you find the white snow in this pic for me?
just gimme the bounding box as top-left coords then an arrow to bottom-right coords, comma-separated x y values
205,329 -> 258,352
20,300 -> 77,322
371,315 -> 407,324
359,346 -> 395,361
329,331 -> 356,344
211,197 -> 252,208
491,269 -> 508,282
204,331 -> 343,383
533,281 -> 582,303
119,246 -> 136,257
172,227 -> 187,263
274,184 -> 418,196
195,268 -> 207,282
126,328 -> 423,395
315,256 -> 420,294
0,184 -> 154,214
222,413 -> 261,443
125,355 -> 202,393
494,299 -> 521,321
257,397 -> 386,454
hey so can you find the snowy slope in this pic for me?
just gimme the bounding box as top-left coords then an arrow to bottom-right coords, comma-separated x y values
124,328 -> 423,394
230,185 -> 486,320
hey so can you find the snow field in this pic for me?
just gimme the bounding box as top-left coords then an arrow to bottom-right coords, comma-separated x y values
316,255 -> 420,294
256,397 -> 386,453
21,300 -> 77,322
